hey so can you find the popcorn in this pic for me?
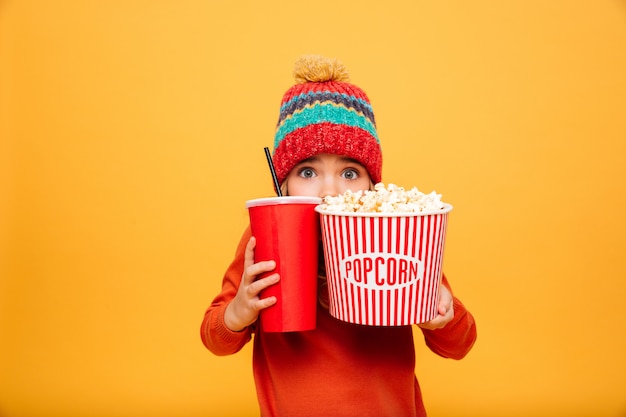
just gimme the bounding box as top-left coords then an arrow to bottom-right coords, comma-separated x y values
319,183 -> 446,214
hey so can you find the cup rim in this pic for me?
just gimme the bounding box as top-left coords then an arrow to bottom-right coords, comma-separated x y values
246,196 -> 323,208
314,202 -> 453,217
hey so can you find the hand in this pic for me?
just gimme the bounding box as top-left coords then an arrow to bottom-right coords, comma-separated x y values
224,236 -> 280,332
417,284 -> 454,330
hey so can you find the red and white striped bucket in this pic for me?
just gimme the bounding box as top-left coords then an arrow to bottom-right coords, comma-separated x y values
315,205 -> 452,326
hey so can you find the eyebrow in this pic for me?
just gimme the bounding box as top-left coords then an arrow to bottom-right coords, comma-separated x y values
339,157 -> 363,165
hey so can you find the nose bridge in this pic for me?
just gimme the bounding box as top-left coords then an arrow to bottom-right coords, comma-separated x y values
319,174 -> 338,198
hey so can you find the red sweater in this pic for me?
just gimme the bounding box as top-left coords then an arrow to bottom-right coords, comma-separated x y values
201,227 -> 477,417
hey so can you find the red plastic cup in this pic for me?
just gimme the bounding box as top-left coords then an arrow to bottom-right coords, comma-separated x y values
315,204 -> 452,326
246,196 -> 322,332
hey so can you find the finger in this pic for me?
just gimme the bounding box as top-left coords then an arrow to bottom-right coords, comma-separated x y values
438,297 -> 450,315
246,273 -> 280,297
438,302 -> 447,315
244,260 -> 276,284
430,305 -> 454,329
254,295 -> 278,310
437,286 -> 453,314
448,298 -> 455,315
418,316 -> 444,330
243,236 -> 257,269
440,295 -> 454,315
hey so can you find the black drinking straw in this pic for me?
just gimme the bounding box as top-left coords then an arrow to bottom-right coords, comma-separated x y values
264,147 -> 282,196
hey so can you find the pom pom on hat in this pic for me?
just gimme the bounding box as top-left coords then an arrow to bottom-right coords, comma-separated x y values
273,54 -> 383,185
293,55 -> 350,84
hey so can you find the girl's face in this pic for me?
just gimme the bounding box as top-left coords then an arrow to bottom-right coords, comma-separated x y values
283,153 -> 372,198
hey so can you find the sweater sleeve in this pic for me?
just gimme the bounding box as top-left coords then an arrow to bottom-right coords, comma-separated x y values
200,227 -> 254,356
420,274 -> 477,360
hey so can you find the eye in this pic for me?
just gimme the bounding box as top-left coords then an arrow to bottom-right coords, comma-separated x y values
298,167 -> 316,179
341,168 -> 359,180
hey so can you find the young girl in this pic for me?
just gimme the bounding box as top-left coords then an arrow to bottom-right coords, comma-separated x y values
200,55 -> 477,417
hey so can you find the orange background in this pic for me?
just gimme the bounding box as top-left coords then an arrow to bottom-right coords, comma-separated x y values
1,1 -> 625,416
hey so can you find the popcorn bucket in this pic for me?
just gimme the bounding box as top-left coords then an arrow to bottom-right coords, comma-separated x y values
315,204 -> 452,326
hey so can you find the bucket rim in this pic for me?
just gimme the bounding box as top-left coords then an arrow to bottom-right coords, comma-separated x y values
314,203 -> 453,217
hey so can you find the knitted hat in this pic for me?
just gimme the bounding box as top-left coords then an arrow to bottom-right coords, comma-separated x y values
272,55 -> 382,185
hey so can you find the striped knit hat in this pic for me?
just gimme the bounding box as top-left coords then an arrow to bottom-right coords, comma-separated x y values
272,55 -> 382,185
